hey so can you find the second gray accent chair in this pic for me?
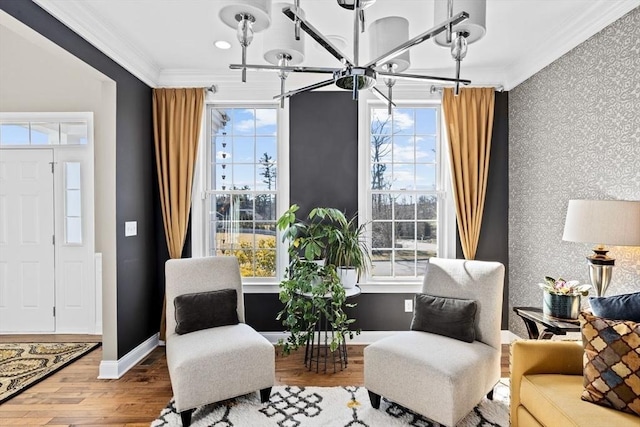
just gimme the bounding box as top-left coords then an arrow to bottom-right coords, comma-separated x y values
165,256 -> 275,426
364,257 -> 505,426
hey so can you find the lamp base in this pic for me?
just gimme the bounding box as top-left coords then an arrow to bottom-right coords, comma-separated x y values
587,247 -> 614,297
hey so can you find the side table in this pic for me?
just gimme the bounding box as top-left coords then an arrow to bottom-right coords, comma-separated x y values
513,307 -> 580,339
303,286 -> 361,373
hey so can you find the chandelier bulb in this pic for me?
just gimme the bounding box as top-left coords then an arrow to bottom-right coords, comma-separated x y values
277,53 -> 292,79
236,14 -> 255,46
450,32 -> 468,61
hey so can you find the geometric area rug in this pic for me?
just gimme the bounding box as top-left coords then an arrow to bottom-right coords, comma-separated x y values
0,342 -> 100,404
152,380 -> 509,427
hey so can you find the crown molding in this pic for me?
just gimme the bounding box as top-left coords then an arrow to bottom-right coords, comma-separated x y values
33,0 -> 161,87
31,0 -> 639,92
503,0 -> 640,90
157,66 -> 507,94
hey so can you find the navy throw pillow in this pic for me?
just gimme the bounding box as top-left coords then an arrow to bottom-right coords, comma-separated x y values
174,288 -> 239,335
589,292 -> 640,322
410,293 -> 477,343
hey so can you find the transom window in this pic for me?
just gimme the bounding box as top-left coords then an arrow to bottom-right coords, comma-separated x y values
367,105 -> 451,279
205,106 -> 278,278
0,121 -> 88,145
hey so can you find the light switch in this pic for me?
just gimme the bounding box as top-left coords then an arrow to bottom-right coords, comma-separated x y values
125,221 -> 137,237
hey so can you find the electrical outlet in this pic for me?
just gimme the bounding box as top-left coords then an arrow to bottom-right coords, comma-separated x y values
404,299 -> 413,312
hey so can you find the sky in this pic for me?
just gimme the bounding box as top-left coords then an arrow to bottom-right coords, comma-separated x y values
208,106 -> 440,193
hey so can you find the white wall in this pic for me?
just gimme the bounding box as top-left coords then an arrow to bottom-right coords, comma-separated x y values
0,11 -> 118,360
508,8 -> 640,337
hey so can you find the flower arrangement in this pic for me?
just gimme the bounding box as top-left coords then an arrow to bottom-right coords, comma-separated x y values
538,276 -> 591,296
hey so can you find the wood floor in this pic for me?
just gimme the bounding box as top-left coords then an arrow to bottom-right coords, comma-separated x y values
0,335 -> 510,426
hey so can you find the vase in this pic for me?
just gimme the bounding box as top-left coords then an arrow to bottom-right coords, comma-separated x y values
543,292 -> 580,320
337,267 -> 358,289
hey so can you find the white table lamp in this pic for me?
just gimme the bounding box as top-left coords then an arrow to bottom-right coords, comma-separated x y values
562,199 -> 640,296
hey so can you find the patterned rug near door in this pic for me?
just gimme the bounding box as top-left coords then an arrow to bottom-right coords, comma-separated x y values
0,342 -> 100,404
152,380 -> 509,426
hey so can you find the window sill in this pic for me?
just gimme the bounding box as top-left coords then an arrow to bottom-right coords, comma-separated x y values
242,282 -> 422,294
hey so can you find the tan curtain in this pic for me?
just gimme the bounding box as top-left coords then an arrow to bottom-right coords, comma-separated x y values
153,87 -> 205,340
442,87 -> 495,260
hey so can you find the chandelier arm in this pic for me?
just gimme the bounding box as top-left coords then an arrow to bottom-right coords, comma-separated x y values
364,11 -> 469,69
353,0 -> 361,66
282,6 -> 354,67
294,0 -> 301,40
230,64 -> 340,73
370,86 -> 396,109
382,71 -> 471,85
241,45 -> 248,82
454,60 -> 461,95
280,75 -> 286,108
272,78 -> 336,99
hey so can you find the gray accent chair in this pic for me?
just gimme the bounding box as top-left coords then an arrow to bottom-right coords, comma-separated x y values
364,258 -> 505,426
165,256 -> 275,426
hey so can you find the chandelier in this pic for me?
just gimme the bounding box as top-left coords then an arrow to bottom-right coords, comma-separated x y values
219,0 -> 487,110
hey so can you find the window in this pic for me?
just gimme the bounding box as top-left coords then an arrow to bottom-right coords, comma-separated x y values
64,162 -> 82,244
366,105 -> 453,280
0,120 -> 88,145
205,106 -> 278,278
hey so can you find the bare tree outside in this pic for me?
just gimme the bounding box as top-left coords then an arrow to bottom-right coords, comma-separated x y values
369,107 -> 439,277
371,115 -> 392,191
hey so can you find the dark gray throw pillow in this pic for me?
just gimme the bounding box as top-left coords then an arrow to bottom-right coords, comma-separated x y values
174,288 -> 239,335
410,293 -> 478,343
589,292 -> 640,322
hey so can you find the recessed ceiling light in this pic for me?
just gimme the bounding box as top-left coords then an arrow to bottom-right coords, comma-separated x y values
214,40 -> 232,50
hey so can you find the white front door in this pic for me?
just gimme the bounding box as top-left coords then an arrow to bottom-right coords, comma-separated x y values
0,149 -> 55,332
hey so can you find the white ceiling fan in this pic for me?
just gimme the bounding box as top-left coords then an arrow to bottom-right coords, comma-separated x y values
220,0 -> 486,110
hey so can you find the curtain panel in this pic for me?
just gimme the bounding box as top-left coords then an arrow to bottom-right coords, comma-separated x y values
442,87 -> 495,260
152,87 -> 205,340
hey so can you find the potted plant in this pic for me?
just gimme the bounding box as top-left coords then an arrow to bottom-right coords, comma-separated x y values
538,276 -> 591,320
276,204 -> 360,355
276,204 -> 346,263
326,214 -> 370,289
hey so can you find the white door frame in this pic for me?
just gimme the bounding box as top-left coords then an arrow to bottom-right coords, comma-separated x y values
0,112 -> 98,334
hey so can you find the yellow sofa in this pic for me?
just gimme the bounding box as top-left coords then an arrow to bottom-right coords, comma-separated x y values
510,340 -> 639,427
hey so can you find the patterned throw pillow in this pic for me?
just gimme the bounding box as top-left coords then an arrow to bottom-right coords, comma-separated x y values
579,311 -> 640,416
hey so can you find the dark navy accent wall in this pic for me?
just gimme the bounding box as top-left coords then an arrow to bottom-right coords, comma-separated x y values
289,91 -> 360,219
0,0 -> 158,357
456,91 -> 510,328
246,90 -> 510,332
1,0 -> 510,337
481,91 -> 509,328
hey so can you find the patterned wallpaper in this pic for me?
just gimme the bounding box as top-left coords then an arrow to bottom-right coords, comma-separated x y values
508,7 -> 640,337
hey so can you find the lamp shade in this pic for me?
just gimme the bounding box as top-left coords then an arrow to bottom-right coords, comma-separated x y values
263,3 -> 305,65
219,0 -> 272,33
562,199 -> 640,246
369,17 -> 411,73
433,0 -> 486,46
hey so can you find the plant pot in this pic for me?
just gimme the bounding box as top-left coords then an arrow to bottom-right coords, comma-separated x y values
338,267 -> 358,289
543,292 -> 580,320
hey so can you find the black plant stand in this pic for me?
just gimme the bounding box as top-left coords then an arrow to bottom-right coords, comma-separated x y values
303,286 -> 361,373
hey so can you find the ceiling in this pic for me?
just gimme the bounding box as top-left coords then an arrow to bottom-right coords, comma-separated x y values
32,0 -> 639,91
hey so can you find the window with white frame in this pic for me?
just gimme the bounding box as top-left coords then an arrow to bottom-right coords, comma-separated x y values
0,121 -> 88,145
205,106 -> 278,278
366,104 -> 452,280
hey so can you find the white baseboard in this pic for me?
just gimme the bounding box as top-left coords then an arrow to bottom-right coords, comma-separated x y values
262,330 -> 520,345
98,333 -> 158,379
501,330 -> 520,343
